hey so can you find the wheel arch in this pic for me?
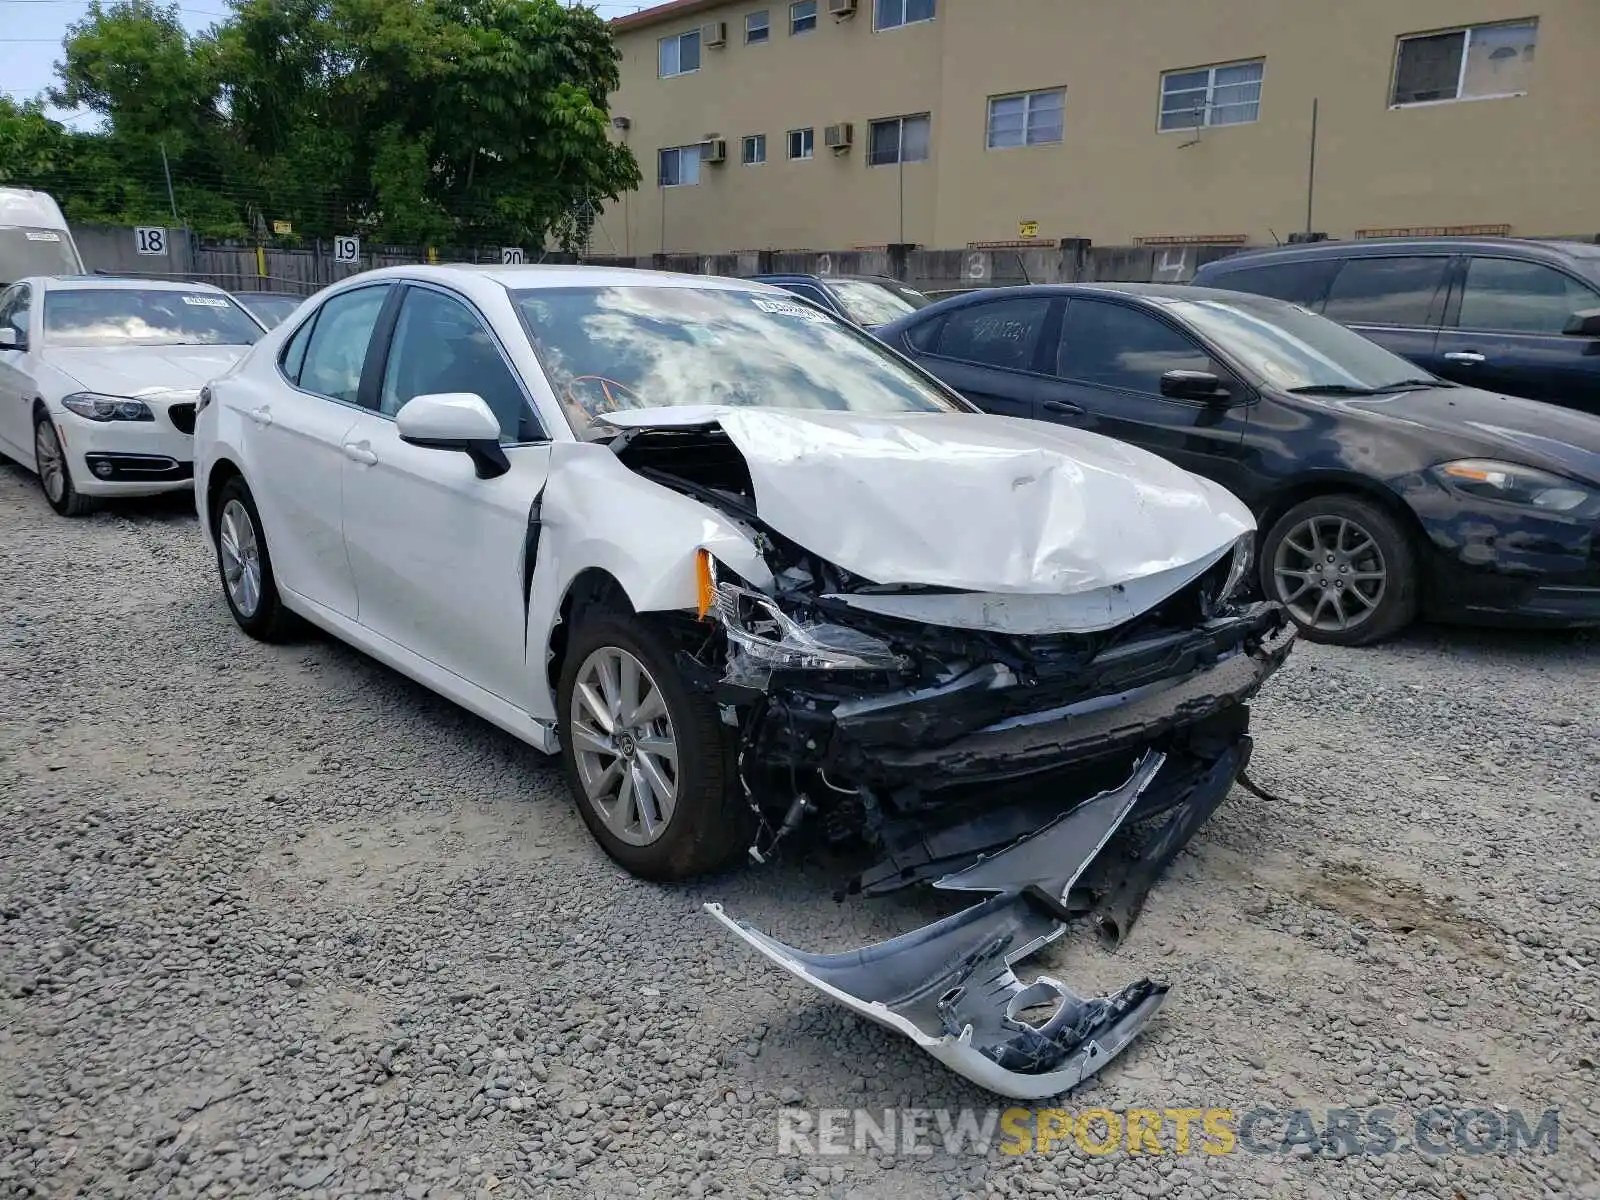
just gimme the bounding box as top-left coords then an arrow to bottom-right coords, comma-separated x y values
543,567 -> 636,702
204,457 -> 244,527
1256,473 -> 1431,560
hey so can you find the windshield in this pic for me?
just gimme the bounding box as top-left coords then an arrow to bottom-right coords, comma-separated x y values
43,288 -> 265,347
236,293 -> 304,328
826,278 -> 927,326
0,227 -> 82,285
1165,294 -> 1437,391
509,285 -> 963,432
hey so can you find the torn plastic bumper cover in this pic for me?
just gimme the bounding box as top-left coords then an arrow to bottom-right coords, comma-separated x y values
706,752 -> 1178,1099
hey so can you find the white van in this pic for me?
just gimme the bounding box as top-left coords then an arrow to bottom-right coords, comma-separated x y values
0,188 -> 85,285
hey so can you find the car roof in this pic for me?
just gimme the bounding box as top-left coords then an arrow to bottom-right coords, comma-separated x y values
37,275 -> 235,293
355,263 -> 786,293
1196,236 -> 1600,273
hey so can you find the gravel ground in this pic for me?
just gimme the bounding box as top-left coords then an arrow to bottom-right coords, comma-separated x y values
1,458 -> 1597,1200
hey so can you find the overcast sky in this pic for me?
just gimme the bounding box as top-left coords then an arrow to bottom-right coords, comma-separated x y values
2,0 -> 653,124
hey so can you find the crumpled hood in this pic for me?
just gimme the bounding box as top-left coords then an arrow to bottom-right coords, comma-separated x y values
43,345 -> 251,403
608,407 -> 1253,595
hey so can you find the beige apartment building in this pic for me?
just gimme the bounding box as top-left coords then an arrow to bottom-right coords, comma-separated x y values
595,0 -> 1599,257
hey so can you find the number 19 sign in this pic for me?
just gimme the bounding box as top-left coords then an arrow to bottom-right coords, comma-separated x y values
333,235 -> 360,265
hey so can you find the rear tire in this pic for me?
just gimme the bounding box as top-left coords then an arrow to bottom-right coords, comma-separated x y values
558,613 -> 752,880
33,412 -> 94,518
213,476 -> 296,642
1260,495 -> 1417,646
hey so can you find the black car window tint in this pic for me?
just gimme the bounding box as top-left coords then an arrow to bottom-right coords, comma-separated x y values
1458,257 -> 1600,335
1056,300 -> 1211,392
1322,256 -> 1449,327
934,298 -> 1050,372
1213,259 -> 1339,309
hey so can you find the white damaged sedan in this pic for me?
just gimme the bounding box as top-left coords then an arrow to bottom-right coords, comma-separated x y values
193,266 -> 1294,1097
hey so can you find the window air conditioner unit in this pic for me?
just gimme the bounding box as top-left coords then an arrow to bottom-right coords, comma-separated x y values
702,138 -> 728,164
829,0 -> 857,16
702,21 -> 727,46
824,122 -> 854,151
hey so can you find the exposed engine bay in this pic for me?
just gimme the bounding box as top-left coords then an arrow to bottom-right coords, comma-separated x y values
603,410 -> 1295,1098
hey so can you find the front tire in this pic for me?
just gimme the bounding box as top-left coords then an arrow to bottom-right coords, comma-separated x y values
33,412 -> 94,518
1260,495 -> 1417,646
213,477 -> 295,642
558,613 -> 751,880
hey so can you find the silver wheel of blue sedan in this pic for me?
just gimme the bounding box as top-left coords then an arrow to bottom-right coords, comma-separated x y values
570,645 -> 679,847
1272,514 -> 1387,634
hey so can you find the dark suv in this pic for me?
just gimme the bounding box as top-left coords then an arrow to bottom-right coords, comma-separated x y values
1190,238 -> 1600,416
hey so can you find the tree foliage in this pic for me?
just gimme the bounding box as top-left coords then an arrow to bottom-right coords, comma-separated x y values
1,0 -> 639,248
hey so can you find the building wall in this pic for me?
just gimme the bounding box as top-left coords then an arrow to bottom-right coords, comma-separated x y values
597,0 -> 1599,256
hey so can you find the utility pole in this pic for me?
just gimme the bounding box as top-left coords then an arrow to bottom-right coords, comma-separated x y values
159,141 -> 178,223
1305,98 -> 1319,236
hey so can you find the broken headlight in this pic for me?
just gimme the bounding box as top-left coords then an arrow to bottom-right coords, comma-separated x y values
1199,534 -> 1255,617
698,552 -> 906,673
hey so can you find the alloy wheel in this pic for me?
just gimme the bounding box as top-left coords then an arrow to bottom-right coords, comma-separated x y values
34,420 -> 66,504
219,499 -> 263,618
569,646 -> 679,847
1272,514 -> 1387,633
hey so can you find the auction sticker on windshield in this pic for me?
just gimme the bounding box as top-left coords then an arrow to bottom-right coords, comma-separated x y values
182,296 -> 231,308
752,298 -> 829,322
25,232 -> 61,242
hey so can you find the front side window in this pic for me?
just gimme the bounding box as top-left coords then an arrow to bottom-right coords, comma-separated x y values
510,285 -> 963,433
1159,59 -> 1263,131
874,0 -> 934,31
1458,258 -> 1600,335
381,287 -> 538,441
742,134 -> 767,165
296,285 -> 392,405
42,288 -> 264,348
1056,300 -> 1212,393
933,297 -> 1051,372
658,144 -> 703,187
1391,21 -> 1537,106
1167,293 -> 1446,392
658,29 -> 701,77
790,0 -> 817,34
787,128 -> 815,160
1321,256 -> 1450,327
987,88 -> 1065,149
867,114 -> 931,166
746,10 -> 770,43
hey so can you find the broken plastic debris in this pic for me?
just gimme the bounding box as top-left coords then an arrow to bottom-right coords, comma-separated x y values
707,752 -> 1171,1099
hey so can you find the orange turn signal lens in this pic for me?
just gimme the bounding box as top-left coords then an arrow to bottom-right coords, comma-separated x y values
695,549 -> 716,620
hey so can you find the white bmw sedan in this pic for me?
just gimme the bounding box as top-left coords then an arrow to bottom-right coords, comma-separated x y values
193,265 -> 1287,886
0,276 -> 265,515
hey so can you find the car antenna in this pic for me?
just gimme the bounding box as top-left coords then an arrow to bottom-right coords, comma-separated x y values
1267,228 -> 1283,247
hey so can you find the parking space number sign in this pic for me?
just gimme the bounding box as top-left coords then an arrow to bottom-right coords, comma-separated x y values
135,227 -> 167,256
333,236 -> 360,264
500,247 -> 525,265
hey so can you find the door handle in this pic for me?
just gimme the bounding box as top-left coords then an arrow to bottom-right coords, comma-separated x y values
247,406 -> 273,426
1443,352 -> 1486,365
1042,400 -> 1085,416
342,442 -> 378,466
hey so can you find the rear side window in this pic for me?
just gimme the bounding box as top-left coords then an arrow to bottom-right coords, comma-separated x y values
297,285 -> 392,405
1322,256 -> 1449,327
933,297 -> 1051,372
1208,259 -> 1340,309
280,316 -> 316,384
1457,257 -> 1600,334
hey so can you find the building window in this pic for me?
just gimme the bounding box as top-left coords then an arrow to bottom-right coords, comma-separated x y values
1159,59 -> 1263,131
658,29 -> 701,78
1391,21 -> 1537,107
658,144 -> 702,187
787,128 -> 814,160
790,0 -> 817,34
867,114 -> 930,166
874,0 -> 934,32
746,10 -> 770,44
742,134 -> 767,165
987,88 -> 1065,149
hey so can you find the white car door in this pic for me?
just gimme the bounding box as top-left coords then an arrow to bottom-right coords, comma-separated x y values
339,282 -> 551,706
0,284 -> 35,461
243,282 -> 395,618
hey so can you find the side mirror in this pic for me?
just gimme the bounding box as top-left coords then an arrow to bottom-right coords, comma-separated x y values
1562,308 -> 1600,338
1160,369 -> 1229,402
0,326 -> 24,352
396,392 -> 510,479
